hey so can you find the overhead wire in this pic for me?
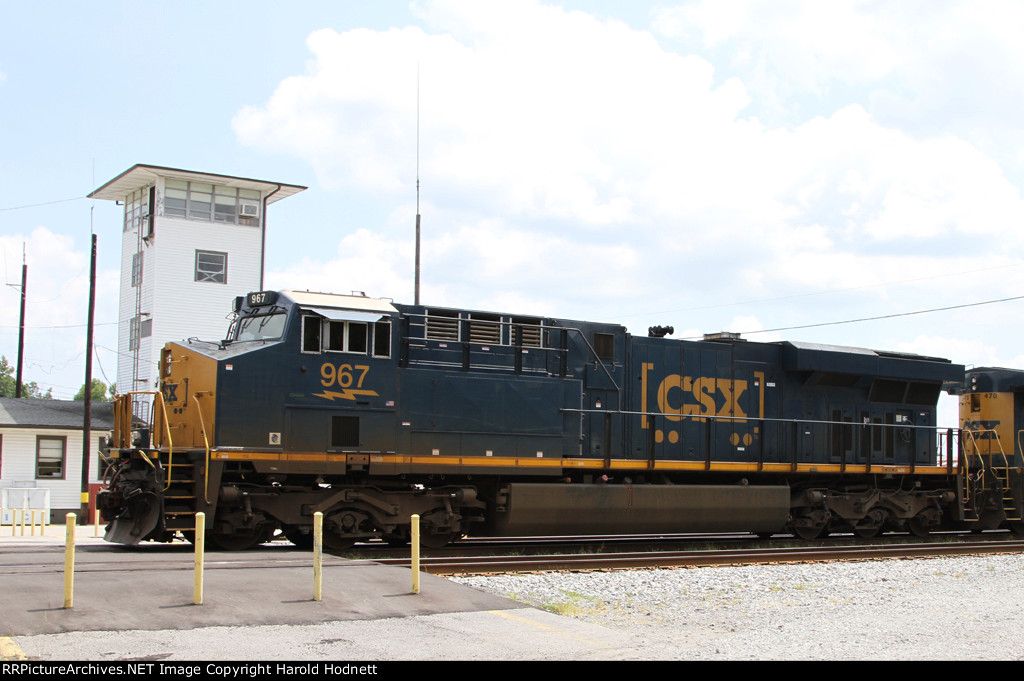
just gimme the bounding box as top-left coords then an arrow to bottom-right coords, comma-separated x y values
617,261 -> 1024,319
682,293 -> 1024,339
0,196 -> 85,212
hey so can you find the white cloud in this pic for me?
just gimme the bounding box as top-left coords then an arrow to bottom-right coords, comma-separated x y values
652,0 -> 1024,181
236,0 -> 1024,368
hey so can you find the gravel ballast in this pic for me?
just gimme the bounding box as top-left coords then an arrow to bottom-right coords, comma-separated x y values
451,553 -> 1024,660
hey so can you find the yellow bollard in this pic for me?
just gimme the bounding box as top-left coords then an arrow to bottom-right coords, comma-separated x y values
194,512 -> 205,605
20,505 -> 26,536
94,505 -> 100,537
29,510 -> 36,537
64,513 -> 76,608
411,514 -> 420,595
313,512 -> 323,602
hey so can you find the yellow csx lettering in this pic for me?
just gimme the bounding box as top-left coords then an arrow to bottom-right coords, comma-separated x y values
656,375 -> 748,422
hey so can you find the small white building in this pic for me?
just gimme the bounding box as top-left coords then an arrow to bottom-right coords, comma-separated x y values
0,398 -> 114,522
88,164 -> 305,417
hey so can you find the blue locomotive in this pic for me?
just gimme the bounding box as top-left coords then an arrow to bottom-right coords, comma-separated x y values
99,289 -> 1001,549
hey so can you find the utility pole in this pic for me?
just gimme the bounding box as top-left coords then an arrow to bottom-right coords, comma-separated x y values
81,233 -> 97,519
15,246 -> 26,397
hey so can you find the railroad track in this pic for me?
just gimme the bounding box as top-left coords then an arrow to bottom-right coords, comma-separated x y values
5,532 -> 1021,578
368,538 -> 1024,575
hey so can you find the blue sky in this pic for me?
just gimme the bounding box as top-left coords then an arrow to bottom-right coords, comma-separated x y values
2,0 -> 1024,419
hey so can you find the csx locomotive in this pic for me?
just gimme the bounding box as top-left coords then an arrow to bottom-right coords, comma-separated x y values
98,289 -> 1023,549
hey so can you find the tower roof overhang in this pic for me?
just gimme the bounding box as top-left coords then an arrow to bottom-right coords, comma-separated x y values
88,164 -> 306,204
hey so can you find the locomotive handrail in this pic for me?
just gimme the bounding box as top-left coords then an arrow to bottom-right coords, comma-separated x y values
561,406 -> 952,429
959,427 -> 1004,504
962,427 -> 1007,462
193,391 -> 213,505
111,390 -> 174,479
564,406 -> 954,470
961,428 -> 977,493
557,325 -> 621,394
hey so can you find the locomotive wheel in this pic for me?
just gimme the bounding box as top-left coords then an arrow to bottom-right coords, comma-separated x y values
384,530 -> 410,548
907,517 -> 931,537
284,528 -> 313,550
1009,521 -> 1024,537
793,523 -> 827,540
419,531 -> 455,549
322,533 -> 357,551
853,509 -> 886,539
792,511 -> 829,540
210,532 -> 263,551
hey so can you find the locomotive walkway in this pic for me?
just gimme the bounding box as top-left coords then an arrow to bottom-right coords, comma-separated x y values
0,524 -> 632,661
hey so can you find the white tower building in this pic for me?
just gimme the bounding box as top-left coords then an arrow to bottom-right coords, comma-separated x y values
89,164 -> 305,417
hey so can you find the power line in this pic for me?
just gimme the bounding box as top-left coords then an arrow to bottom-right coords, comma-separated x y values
0,196 -> 86,212
684,293 -> 1024,339
620,261 -> 1024,319
0,321 -> 117,330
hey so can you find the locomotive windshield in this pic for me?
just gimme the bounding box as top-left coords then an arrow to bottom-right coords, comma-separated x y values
233,310 -> 287,342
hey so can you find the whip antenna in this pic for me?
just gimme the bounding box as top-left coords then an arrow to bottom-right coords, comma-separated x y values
414,62 -> 421,306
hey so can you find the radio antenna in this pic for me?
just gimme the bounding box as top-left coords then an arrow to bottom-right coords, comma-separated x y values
414,62 -> 422,306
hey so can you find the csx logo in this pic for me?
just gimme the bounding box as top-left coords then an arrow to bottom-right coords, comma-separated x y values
161,383 -> 179,403
656,375 -> 749,422
963,420 -> 1001,439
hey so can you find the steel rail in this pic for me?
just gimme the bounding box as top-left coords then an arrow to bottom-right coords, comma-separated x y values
371,540 -> 1024,575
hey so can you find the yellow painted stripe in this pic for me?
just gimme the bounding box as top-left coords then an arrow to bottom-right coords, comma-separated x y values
487,610 -> 610,649
206,450 -> 953,475
213,451 -> 281,461
0,637 -> 27,661
282,453 -> 349,463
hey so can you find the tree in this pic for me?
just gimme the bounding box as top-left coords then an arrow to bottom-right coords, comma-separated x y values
0,355 -> 48,398
74,378 -> 110,402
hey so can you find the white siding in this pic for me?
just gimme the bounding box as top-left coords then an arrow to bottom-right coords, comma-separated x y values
0,427 -> 108,516
150,215 -> 262,349
117,175 -> 265,400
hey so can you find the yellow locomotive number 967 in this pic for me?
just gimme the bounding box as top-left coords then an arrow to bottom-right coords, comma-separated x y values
320,363 -> 370,389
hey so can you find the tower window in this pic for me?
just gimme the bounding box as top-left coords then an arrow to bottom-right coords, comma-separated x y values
195,250 -> 227,284
131,252 -> 143,287
165,179 -> 261,225
123,187 -> 151,232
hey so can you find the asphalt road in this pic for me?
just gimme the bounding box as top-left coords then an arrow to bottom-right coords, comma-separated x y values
0,525 -> 635,661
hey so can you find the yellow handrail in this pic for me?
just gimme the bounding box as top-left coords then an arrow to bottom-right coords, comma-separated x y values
110,390 -> 174,481
193,392 -> 212,505
961,427 -> 1011,505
